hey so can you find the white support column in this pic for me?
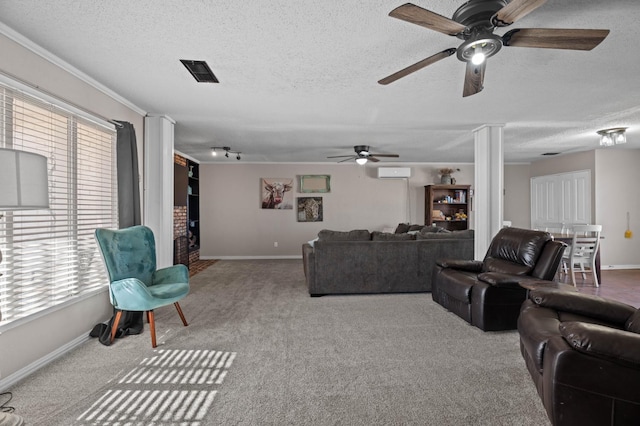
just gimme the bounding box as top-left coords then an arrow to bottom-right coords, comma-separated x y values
473,124 -> 504,260
144,115 -> 175,268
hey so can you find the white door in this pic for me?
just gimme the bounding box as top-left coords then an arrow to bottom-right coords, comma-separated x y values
531,170 -> 591,229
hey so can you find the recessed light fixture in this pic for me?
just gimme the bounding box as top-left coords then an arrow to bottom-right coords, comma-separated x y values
180,60 -> 219,83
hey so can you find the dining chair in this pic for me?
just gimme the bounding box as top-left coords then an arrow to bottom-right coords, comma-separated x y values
559,222 -> 589,274
95,225 -> 190,348
563,224 -> 602,287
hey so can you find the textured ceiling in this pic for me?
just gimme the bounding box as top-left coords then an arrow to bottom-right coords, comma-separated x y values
0,0 -> 638,163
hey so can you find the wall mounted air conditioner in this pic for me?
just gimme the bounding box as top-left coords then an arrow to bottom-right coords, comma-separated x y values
377,167 -> 411,179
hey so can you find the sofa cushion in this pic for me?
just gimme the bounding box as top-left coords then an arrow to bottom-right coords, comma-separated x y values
626,309 -> 640,334
371,231 -> 415,241
417,229 -> 474,240
318,229 -> 371,241
484,227 -> 552,272
560,321 -> 640,367
530,290 -> 636,326
394,223 -> 411,234
483,258 -> 531,275
419,226 -> 451,235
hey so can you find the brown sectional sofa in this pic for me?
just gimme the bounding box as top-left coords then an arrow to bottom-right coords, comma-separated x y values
302,227 -> 474,296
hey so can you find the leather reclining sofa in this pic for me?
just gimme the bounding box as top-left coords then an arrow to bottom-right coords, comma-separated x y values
431,227 -> 566,331
519,289 -> 640,425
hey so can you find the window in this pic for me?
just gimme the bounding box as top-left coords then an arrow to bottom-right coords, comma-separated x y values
0,80 -> 118,325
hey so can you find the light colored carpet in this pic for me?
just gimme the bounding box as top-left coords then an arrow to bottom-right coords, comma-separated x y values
8,259 -> 550,425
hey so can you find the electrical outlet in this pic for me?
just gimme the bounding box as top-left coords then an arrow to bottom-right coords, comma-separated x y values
274,242 -> 278,247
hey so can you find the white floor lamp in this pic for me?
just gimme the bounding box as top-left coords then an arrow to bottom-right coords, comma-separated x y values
0,148 -> 50,321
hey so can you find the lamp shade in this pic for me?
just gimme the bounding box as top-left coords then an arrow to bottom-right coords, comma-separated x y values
0,148 -> 49,210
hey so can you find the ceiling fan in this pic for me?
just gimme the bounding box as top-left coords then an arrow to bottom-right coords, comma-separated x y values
378,0 -> 610,97
328,145 -> 400,164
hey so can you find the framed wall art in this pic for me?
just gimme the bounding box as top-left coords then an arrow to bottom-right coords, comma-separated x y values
261,178 -> 293,209
299,175 -> 330,193
297,197 -> 323,222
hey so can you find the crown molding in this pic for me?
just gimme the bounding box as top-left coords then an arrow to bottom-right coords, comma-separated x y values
0,22 -> 146,116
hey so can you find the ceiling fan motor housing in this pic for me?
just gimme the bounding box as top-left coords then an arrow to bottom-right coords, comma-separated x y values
354,145 -> 370,156
452,0 -> 508,35
452,0 -> 507,63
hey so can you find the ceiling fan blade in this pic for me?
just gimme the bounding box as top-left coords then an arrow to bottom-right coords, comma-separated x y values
463,61 -> 485,98
378,48 -> 456,85
337,157 -> 356,163
368,156 -> 381,163
327,155 -> 356,158
493,0 -> 547,27
389,3 -> 467,36
370,154 -> 400,158
503,28 -> 610,50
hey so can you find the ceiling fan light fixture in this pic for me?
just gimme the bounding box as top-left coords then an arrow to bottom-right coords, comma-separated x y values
598,127 -> 627,146
471,49 -> 486,65
355,157 -> 368,165
457,33 -> 502,63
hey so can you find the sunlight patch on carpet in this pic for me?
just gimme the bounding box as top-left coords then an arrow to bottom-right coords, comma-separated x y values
74,349 -> 236,425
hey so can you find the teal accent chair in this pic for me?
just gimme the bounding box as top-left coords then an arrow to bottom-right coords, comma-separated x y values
95,225 -> 189,348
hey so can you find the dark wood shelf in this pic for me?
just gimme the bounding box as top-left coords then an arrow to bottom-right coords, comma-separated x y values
425,184 -> 471,231
175,159 -> 200,263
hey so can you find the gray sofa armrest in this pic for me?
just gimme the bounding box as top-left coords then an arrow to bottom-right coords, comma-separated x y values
436,259 -> 483,272
560,321 -> 640,367
302,243 -> 315,286
530,289 -> 636,326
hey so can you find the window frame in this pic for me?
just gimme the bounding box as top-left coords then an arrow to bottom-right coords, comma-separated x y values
0,75 -> 118,330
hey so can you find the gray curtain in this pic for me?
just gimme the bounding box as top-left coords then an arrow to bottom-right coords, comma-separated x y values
115,121 -> 141,228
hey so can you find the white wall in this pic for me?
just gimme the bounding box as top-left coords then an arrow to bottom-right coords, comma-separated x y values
0,32 -> 144,385
594,149 -> 640,268
199,163 -> 474,258
504,164 -> 531,229
529,149 -> 640,268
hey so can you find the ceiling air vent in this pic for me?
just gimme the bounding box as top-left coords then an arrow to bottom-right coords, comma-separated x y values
180,60 -> 219,83
542,152 -> 560,156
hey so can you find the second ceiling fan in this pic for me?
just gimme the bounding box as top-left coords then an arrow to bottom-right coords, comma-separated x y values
328,145 -> 399,164
378,0 -> 610,97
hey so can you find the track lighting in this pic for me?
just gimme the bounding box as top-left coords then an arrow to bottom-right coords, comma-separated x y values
211,146 -> 242,160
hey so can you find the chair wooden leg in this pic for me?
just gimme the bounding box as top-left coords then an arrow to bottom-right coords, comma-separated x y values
146,311 -> 151,323
110,310 -> 123,344
148,310 -> 157,348
174,302 -> 188,326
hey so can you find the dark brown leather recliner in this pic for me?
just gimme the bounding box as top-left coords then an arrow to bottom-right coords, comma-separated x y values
432,227 -> 566,331
519,289 -> 640,425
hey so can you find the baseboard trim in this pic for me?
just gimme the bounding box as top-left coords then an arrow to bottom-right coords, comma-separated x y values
601,264 -> 640,270
199,255 -> 302,260
0,333 -> 89,392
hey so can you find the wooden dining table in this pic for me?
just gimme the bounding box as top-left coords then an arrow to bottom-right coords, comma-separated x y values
550,233 -> 602,284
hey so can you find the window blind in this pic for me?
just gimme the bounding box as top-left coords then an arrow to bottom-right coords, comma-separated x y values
0,81 -> 118,324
